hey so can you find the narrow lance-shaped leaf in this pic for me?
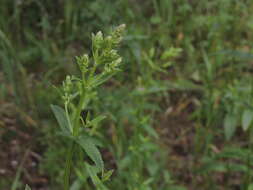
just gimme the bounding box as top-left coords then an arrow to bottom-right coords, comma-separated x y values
85,163 -> 108,190
143,124 -> 159,139
51,104 -> 72,134
224,113 -> 237,140
76,136 -> 104,172
90,73 -> 115,88
242,109 -> 253,131
87,115 -> 106,128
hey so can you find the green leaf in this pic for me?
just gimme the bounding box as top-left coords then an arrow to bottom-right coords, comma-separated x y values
198,159 -> 227,174
70,179 -> 82,190
248,184 -> 253,190
76,136 -> 104,172
25,185 -> 31,190
102,169 -> 114,181
242,109 -> 253,131
87,115 -> 106,128
143,124 -> 159,139
224,113 -> 237,140
86,164 -> 108,190
150,16 -> 161,24
90,74 -> 114,88
226,163 -> 249,172
161,48 -> 182,60
51,104 -> 72,134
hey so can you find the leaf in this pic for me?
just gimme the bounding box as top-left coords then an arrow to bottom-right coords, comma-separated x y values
70,179 -> 82,190
143,124 -> 159,139
150,16 -> 161,24
224,113 -> 237,140
85,164 -> 108,190
226,163 -> 249,172
51,104 -> 72,134
242,109 -> 253,131
248,184 -> 253,190
198,159 -> 227,174
87,115 -> 106,128
76,136 -> 104,172
25,185 -> 31,190
80,135 -> 104,147
90,74 -> 114,88
161,47 -> 182,60
102,169 -> 114,181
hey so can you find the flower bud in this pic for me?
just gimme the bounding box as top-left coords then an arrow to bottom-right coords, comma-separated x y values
77,54 -> 89,73
92,31 -> 104,49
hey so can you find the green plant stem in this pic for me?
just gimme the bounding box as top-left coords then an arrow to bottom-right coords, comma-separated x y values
65,102 -> 73,134
64,142 -> 75,190
73,94 -> 86,136
11,150 -> 30,190
64,91 -> 86,189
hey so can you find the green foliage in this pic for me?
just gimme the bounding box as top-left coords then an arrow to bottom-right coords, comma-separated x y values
2,0 -> 253,189
224,113 -> 237,140
76,135 -> 104,172
51,105 -> 72,134
242,110 -> 253,131
51,24 -> 125,189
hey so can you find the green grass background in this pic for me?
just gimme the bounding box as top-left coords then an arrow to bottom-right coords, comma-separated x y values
1,0 -> 253,189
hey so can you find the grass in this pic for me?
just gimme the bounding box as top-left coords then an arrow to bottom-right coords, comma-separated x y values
1,0 -> 253,189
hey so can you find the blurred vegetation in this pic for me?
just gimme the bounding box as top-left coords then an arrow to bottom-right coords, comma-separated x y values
1,0 -> 253,189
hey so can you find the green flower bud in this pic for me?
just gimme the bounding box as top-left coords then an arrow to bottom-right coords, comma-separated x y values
77,54 -> 89,73
92,31 -> 104,50
111,24 -> 126,45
